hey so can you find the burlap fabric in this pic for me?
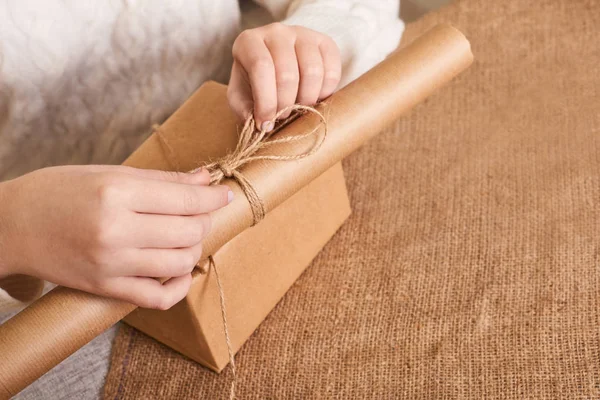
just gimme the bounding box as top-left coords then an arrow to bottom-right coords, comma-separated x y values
103,0 -> 600,398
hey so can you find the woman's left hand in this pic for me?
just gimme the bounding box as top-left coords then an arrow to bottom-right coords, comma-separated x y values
228,23 -> 341,131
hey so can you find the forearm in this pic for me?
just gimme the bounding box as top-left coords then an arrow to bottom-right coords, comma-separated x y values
0,180 -> 15,279
0,178 -> 46,310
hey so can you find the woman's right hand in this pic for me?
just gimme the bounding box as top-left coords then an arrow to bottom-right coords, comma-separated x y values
0,165 -> 232,310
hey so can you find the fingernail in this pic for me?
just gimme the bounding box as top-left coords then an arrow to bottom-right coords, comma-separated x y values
261,121 -> 273,132
227,190 -> 234,204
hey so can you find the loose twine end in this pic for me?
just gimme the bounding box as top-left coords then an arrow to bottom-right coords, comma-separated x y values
153,104 -> 328,399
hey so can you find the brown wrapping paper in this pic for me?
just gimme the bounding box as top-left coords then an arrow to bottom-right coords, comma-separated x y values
0,24 -> 473,398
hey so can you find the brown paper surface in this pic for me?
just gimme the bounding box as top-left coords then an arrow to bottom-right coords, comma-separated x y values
0,24 -> 473,398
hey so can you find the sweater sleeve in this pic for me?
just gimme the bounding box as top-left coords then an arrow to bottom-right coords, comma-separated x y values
253,0 -> 404,86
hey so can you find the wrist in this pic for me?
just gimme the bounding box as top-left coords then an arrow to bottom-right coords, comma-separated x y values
0,180 -> 16,278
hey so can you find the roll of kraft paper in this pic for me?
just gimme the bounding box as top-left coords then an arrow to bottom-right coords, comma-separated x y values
0,24 -> 473,398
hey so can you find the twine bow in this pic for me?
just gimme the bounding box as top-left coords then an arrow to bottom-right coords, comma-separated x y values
153,103 -> 328,400
155,104 -> 327,229
198,104 -> 327,226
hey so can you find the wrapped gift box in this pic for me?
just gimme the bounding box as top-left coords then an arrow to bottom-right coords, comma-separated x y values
122,81 -> 351,371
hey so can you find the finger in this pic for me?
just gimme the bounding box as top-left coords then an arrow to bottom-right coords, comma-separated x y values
127,213 -> 211,249
318,38 -> 342,99
264,37 -> 299,119
233,31 -> 277,130
118,241 -> 204,278
87,165 -> 211,186
228,61 -> 255,122
122,167 -> 212,186
295,39 -> 324,106
126,178 -> 232,215
106,274 -> 193,310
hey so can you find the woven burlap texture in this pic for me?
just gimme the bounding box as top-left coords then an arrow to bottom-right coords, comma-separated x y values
103,0 -> 600,398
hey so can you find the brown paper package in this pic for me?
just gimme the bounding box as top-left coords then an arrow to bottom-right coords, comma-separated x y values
0,24 -> 473,398
123,80 -> 352,371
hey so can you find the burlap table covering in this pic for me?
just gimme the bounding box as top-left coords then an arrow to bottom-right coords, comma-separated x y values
103,0 -> 600,398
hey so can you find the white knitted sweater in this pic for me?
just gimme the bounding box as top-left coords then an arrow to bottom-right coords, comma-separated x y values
0,0 -> 403,311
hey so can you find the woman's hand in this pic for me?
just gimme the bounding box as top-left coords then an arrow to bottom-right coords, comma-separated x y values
228,23 -> 342,131
0,165 -> 232,310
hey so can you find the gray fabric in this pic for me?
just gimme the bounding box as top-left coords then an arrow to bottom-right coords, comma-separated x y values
13,326 -> 119,400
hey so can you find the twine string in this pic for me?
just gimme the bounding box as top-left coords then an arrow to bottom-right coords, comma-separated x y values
153,103 -> 328,399
208,255 -> 237,400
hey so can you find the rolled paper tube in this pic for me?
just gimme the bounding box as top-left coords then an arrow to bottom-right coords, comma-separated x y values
0,24 -> 473,398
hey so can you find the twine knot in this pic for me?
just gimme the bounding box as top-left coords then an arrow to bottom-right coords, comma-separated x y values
215,162 -> 234,179
179,104 -> 327,225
